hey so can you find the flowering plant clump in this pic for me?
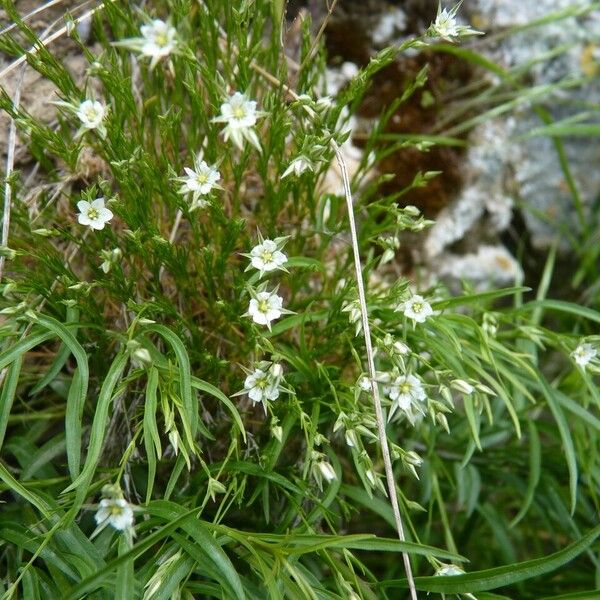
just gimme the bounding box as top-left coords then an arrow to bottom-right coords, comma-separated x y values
1,1 -> 599,598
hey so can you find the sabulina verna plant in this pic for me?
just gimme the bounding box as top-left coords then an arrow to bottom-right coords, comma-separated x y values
0,1 -> 598,598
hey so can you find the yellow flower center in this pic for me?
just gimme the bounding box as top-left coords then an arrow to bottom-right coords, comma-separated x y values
155,32 -> 169,47
258,300 -> 269,313
399,383 -> 411,394
110,505 -> 124,516
88,207 -> 99,220
196,173 -> 208,184
86,108 -> 98,121
233,106 -> 246,119
260,250 -> 273,263
412,302 -> 423,313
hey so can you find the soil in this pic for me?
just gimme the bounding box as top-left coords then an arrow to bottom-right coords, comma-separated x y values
0,0 -> 94,164
319,1 -> 478,217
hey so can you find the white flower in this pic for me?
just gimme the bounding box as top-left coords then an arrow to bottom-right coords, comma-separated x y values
386,374 -> 427,424
244,367 -> 281,405
77,197 -> 113,230
281,156 -> 313,179
219,92 -> 258,129
76,100 -> 106,130
234,362 -> 284,413
177,158 -> 221,209
249,239 -> 287,276
212,92 -> 265,151
571,343 -> 597,367
402,294 -> 434,324
95,498 -> 134,531
113,19 -> 177,70
428,3 -> 483,42
357,376 -> 372,392
140,19 -> 177,65
246,290 -> 284,330
311,450 -> 337,489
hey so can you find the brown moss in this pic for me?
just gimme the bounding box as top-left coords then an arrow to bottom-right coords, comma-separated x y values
356,52 -> 475,217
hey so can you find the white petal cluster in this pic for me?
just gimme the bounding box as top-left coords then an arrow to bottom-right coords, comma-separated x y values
571,343 -> 597,368
76,100 -> 106,130
386,374 -> 427,425
77,197 -> 113,230
243,363 -> 283,407
249,239 -> 287,276
114,18 -> 177,70
140,19 -> 177,66
247,290 -> 284,330
95,498 -> 134,532
177,158 -> 221,209
401,294 -> 434,324
311,451 -> 337,490
212,92 -> 264,151
428,4 -> 483,42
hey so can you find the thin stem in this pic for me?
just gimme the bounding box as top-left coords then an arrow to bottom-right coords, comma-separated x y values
332,140 -> 418,600
250,54 -> 418,600
0,3 -> 111,81
0,64 -> 25,283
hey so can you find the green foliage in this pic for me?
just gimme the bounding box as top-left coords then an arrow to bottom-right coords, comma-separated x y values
0,1 -> 599,599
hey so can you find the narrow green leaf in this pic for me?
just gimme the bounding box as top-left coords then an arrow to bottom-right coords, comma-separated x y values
191,376 -> 246,442
63,351 -> 128,512
537,374 -> 578,514
30,307 -> 80,395
0,462 -> 53,519
144,324 -> 197,439
35,314 -> 89,480
381,524 -> 600,593
285,256 -> 325,272
65,369 -> 84,480
146,501 -> 247,600
510,421 -> 541,527
0,329 -> 54,371
515,300 -> 600,325
267,310 -> 328,337
143,367 -> 161,503
115,537 -> 135,600
281,534 -> 467,561
463,394 -> 482,451
0,355 -> 22,449
432,287 -> 530,310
